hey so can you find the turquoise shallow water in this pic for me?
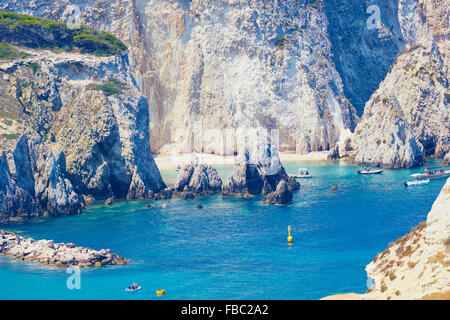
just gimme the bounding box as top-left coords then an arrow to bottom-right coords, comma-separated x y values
0,160 -> 447,300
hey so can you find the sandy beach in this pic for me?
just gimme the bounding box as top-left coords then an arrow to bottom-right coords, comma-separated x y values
154,151 -> 329,170
320,293 -> 364,300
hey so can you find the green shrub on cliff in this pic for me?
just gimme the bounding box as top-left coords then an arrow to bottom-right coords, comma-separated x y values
73,29 -> 127,56
0,10 -> 65,30
87,78 -> 124,96
0,41 -> 27,60
28,61 -> 39,74
0,11 -> 127,56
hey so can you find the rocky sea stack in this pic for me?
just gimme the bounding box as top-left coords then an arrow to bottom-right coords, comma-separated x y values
174,164 -> 223,198
222,146 -> 299,204
263,179 -> 294,205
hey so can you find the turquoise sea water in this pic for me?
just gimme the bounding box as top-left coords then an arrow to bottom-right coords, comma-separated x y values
0,160 -> 447,300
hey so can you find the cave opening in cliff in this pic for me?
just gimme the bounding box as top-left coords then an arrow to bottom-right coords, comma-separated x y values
422,139 -> 437,157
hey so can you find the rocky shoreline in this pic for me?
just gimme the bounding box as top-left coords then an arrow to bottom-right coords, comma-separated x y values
0,230 -> 129,267
323,177 -> 450,300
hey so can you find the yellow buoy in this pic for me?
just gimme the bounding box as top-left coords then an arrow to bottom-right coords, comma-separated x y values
287,225 -> 293,243
156,289 -> 166,296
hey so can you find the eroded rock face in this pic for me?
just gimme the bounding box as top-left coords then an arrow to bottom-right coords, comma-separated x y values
327,144 -> 340,160
0,134 -> 82,224
351,0 -> 449,168
2,0 -> 358,155
0,230 -> 128,267
352,45 -> 447,168
222,146 -> 299,199
324,0 -> 405,115
263,179 -> 293,205
444,152 -> 450,166
0,47 -> 165,222
174,164 -> 222,196
363,178 -> 450,300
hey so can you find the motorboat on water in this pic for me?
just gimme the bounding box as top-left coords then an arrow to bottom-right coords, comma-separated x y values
357,167 -> 383,175
125,286 -> 141,292
290,168 -> 312,179
412,167 -> 450,180
404,174 -> 430,187
296,168 -> 312,178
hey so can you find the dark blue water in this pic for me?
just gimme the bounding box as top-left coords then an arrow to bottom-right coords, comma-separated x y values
0,160 -> 447,299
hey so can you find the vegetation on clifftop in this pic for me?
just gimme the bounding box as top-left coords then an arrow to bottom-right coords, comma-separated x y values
0,11 -> 127,57
0,41 -> 27,60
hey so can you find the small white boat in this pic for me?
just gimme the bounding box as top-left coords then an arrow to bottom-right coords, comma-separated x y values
357,167 -> 383,175
125,286 -> 141,292
405,174 -> 430,187
293,168 -> 312,178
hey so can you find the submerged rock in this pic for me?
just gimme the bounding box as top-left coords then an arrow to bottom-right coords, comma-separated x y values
0,230 -> 128,267
263,179 -> 293,205
180,191 -> 195,200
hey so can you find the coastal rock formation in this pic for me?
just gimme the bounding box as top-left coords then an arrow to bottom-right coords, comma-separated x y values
263,179 -> 293,205
364,177 -> 450,300
0,230 -> 128,267
0,134 -> 82,224
351,45 -> 448,168
2,0 -> 358,155
444,152 -> 450,166
351,0 -> 449,168
323,0 -> 405,115
327,144 -> 340,160
174,164 -> 222,196
323,177 -> 450,300
222,145 -> 299,198
0,13 -> 165,222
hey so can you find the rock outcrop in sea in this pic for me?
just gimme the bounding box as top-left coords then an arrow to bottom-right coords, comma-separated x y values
174,164 -> 223,197
0,230 -> 128,267
263,179 -> 293,205
222,142 -> 299,202
0,13 -> 165,223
